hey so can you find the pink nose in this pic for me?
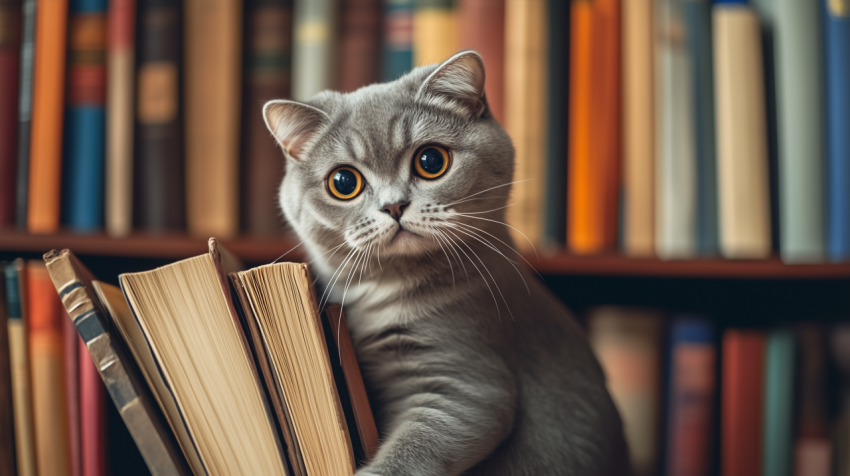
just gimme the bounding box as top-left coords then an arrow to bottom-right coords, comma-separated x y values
381,201 -> 410,221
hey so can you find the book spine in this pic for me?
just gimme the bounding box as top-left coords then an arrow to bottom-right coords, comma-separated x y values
244,0 -> 291,236
4,262 -> 36,476
64,0 -> 108,232
541,0 -> 568,247
622,0 -> 655,256
338,0 -> 380,92
0,269 -> 13,476
80,339 -> 105,476
504,0 -> 547,250
721,329 -> 765,476
105,0 -> 135,237
774,0 -> 825,263
0,0 -> 21,227
381,0 -> 412,81
685,0 -> 718,257
137,0 -> 183,232
413,0 -> 456,67
292,0 -> 336,100
794,324 -> 832,476
458,0 -> 504,123
825,0 -> 850,261
664,317 -> 715,476
184,0 -> 242,238
14,0 -> 34,230
27,262 -> 71,476
763,328 -> 795,476
62,308 -> 81,476
713,5 -> 771,259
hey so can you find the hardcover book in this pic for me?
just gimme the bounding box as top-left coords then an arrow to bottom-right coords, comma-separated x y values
721,329 -> 766,476
413,0 -> 456,66
338,0 -> 380,92
382,0 -> 413,81
292,0 -> 337,100
0,0 -> 21,227
14,0 -> 34,230
825,0 -> 850,261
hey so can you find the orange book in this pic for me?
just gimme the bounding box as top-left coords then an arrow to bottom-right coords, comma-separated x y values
27,0 -> 68,233
458,0 -> 505,124
27,261 -> 71,475
721,330 -> 765,476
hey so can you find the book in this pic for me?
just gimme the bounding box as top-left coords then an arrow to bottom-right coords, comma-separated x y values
621,0 -> 655,257
184,0 -> 242,238
136,0 -> 183,233
63,0 -> 107,232
655,0 -> 696,259
587,307 -> 663,476
27,261 -> 71,476
684,0 -> 718,256
62,307 -> 82,476
104,0 -> 135,237
763,328 -> 795,476
664,317 -> 715,476
541,0 -> 568,248
0,0 -> 21,227
413,0 -> 456,67
79,337 -> 105,476
504,0 -> 547,250
794,325 -> 832,476
0,264 -> 15,476
338,0 -> 381,92
43,249 -> 191,475
243,0 -> 291,236
713,3 -> 771,259
4,260 -> 36,476
825,0 -> 850,262
291,0 -> 337,100
381,0 -> 413,81
832,326 -> 850,476
458,0 -> 505,123
14,0 -> 34,230
721,329 -> 765,476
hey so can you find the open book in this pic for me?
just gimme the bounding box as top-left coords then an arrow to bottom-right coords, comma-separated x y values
43,239 -> 378,476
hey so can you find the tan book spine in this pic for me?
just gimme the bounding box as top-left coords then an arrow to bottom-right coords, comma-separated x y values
504,0 -> 548,250
184,0 -> 242,238
6,260 -> 36,476
413,0 -> 457,66
622,0 -> 655,256
713,5 -> 770,259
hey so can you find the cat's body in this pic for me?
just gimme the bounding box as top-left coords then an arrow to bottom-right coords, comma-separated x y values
263,51 -> 630,476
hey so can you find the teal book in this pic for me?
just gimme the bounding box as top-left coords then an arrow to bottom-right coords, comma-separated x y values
382,0 -> 413,81
762,328 -> 795,476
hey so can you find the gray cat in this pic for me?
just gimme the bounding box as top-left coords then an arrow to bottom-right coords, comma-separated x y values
262,51 -> 630,476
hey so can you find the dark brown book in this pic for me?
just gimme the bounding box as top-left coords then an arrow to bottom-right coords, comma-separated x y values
0,264 -> 15,476
242,0 -> 291,236
135,0 -> 184,232
458,0 -> 504,123
0,0 -> 21,227
338,0 -> 381,92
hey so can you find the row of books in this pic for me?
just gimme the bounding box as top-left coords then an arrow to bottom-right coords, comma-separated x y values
587,307 -> 846,476
0,246 -> 378,475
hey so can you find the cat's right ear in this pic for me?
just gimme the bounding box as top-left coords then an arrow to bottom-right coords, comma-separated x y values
263,99 -> 329,161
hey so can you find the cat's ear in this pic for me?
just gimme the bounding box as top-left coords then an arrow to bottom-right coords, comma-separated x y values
263,99 -> 330,160
417,50 -> 487,118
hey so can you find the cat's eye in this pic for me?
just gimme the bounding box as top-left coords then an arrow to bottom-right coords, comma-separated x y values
413,145 -> 450,180
327,166 -> 364,200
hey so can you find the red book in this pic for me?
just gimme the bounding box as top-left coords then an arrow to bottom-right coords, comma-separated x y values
62,309 -> 81,476
0,0 -> 22,227
458,0 -> 504,124
338,0 -> 381,92
79,337 -> 105,476
721,330 -> 765,476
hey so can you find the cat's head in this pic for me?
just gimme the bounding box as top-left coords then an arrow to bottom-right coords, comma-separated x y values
263,51 -> 514,262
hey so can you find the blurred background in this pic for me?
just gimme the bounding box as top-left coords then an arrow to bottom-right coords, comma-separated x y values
0,0 -> 849,475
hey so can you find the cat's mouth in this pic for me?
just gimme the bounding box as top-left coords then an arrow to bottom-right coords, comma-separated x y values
391,228 -> 417,242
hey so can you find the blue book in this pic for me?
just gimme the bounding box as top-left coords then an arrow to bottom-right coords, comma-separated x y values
382,0 -> 413,81
762,328 -> 795,476
63,0 -> 108,232
825,0 -> 850,261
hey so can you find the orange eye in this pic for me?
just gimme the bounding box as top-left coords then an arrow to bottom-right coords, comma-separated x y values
327,166 -> 364,200
413,145 -> 450,179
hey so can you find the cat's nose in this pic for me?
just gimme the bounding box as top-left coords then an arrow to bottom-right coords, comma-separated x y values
381,201 -> 410,222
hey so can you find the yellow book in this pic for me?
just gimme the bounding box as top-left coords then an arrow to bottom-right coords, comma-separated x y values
413,0 -> 458,66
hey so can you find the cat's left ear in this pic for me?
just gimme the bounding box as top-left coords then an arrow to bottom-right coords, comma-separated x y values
417,50 -> 487,119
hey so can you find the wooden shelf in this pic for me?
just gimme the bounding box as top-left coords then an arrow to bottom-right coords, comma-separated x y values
1,230 -> 849,279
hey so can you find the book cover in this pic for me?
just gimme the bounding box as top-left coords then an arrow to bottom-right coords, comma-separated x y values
381,0 -> 412,81
27,0 -> 68,233
763,328 -> 795,476
80,339 -> 105,476
458,0 -> 504,123
62,308 -> 82,476
292,0 -> 336,100
622,0 -> 655,256
14,0 -> 34,230
136,0 -> 183,232
721,329 -> 765,476
713,4 -> 771,259
0,0 -> 21,227
243,0 -> 291,236
27,261 -> 71,476
413,0 -> 457,67
63,0 -> 108,232
504,0 -> 547,250
542,0 -> 568,248
0,265 -> 15,476
338,0 -> 380,92
794,324 -> 832,476
104,0 -> 134,237
664,317 -> 715,476
825,0 -> 850,261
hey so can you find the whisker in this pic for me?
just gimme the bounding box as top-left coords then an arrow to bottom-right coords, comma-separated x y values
451,220 -> 543,281
454,214 -> 539,260
457,202 -> 518,215
444,179 -> 529,207
272,241 -> 303,264
430,229 -> 455,287
444,222 -> 530,295
442,228 -> 502,320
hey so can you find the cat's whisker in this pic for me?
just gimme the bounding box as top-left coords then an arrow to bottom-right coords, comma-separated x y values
319,246 -> 359,310
451,220 -> 542,282
444,179 -> 529,207
445,227 -> 515,321
457,202 -> 517,215
339,247 -> 366,314
429,229 -> 455,287
271,241 -> 303,264
442,228 -> 505,321
454,214 -> 540,260
444,222 -> 530,295
434,228 -> 468,279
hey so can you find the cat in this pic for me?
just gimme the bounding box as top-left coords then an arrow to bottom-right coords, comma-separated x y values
262,50 -> 631,476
